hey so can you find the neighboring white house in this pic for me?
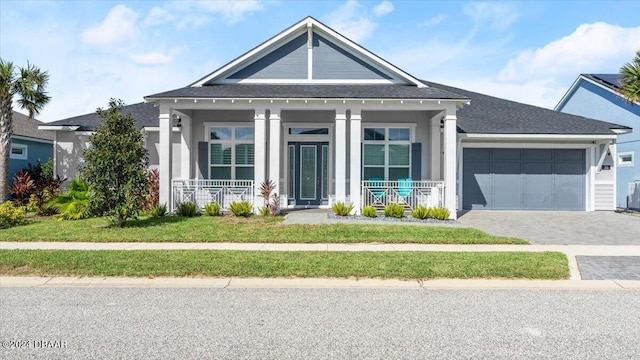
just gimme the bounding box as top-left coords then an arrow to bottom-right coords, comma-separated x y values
556,74 -> 639,209
40,17 -> 630,218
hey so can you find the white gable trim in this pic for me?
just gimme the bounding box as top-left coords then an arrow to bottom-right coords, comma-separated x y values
191,17 -> 426,88
555,75 -> 640,110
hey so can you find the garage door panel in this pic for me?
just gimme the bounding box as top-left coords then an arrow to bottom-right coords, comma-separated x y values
463,148 -> 586,211
494,149 -> 521,161
462,162 -> 491,209
555,162 -> 584,175
493,161 -> 523,209
525,149 -> 553,161
555,149 -> 584,162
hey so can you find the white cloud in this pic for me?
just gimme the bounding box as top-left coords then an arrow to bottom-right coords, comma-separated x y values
142,0 -> 264,29
463,2 -> 518,31
418,14 -> 447,27
81,5 -> 139,45
325,0 -> 393,42
373,1 -> 394,17
499,22 -> 640,82
195,0 -> 263,24
142,6 -> 175,27
130,52 -> 173,66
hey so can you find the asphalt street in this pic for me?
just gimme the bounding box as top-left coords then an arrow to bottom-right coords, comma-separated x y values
1,288 -> 639,359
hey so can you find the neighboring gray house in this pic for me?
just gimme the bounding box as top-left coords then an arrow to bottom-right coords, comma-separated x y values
40,17 -> 630,217
556,74 -> 639,209
8,111 -> 54,185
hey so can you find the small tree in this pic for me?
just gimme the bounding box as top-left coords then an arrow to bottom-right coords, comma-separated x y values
1,59 -> 51,200
81,99 -> 149,227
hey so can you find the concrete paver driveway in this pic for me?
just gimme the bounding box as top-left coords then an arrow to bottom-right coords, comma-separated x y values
457,211 -> 640,245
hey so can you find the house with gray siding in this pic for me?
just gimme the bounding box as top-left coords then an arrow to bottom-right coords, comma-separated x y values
40,17 -> 630,218
8,111 -> 53,188
556,74 -> 639,209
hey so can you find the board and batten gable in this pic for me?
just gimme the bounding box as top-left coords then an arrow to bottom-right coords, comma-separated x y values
204,17 -> 412,85
226,33 -> 308,80
312,34 -> 392,80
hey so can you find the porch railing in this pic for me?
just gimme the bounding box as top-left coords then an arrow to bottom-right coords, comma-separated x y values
361,180 -> 445,211
171,179 -> 254,212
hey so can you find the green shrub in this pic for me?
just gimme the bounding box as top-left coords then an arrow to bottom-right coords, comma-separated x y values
384,203 -> 405,218
151,204 -> 167,217
229,201 -> 253,217
49,177 -> 91,220
259,206 -> 270,216
176,202 -> 198,217
430,207 -> 451,220
332,201 -> 354,216
361,205 -> 377,218
0,201 -> 27,229
204,202 -> 222,216
412,206 -> 431,220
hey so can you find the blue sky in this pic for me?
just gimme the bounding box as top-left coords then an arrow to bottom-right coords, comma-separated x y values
1,0 -> 639,122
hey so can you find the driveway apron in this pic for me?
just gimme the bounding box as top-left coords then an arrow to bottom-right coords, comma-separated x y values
457,211 -> 640,245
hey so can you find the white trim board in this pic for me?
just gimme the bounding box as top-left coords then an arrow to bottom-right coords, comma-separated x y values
11,135 -> 53,144
459,133 -> 617,141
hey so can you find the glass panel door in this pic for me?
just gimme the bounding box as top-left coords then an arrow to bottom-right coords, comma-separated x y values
300,145 -> 317,200
289,142 -> 328,205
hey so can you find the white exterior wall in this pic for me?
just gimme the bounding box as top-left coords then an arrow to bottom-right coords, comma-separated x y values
54,130 -> 179,187
54,131 -> 91,185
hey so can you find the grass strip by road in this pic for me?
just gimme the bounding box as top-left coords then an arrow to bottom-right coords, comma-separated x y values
0,250 -> 567,279
0,216 -> 526,244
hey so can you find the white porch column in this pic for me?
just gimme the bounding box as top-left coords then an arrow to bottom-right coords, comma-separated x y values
179,113 -> 192,179
430,113 -> 442,180
268,110 -> 281,195
254,109 -> 267,207
349,110 -> 362,214
443,107 -> 457,220
335,110 -> 347,203
159,105 -> 173,210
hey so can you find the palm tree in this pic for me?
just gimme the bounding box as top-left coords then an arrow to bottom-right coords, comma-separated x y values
0,59 -> 51,200
619,50 -> 640,104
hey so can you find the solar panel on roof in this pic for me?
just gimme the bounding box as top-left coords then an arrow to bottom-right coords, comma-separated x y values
592,74 -> 622,89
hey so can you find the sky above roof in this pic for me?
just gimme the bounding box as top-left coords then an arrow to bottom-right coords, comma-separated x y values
1,0 -> 639,122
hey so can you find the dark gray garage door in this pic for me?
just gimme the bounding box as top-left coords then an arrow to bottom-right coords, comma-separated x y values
463,149 -> 585,210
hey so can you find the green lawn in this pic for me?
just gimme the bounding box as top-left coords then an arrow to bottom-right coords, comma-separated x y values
0,250 -> 567,279
0,216 -> 526,244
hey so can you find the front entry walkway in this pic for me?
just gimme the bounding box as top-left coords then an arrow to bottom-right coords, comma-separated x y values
457,211 -> 640,245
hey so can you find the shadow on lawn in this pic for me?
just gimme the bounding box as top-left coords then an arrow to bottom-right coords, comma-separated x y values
124,216 -> 189,228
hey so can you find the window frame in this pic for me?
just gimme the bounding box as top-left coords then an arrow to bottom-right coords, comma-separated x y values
361,125 -> 414,181
9,143 -> 28,160
618,151 -> 634,168
206,124 -> 255,180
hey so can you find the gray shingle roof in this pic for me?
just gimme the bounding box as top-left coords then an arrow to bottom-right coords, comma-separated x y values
47,83 -> 630,136
43,102 -> 159,131
12,111 -> 54,141
421,81 -> 630,135
145,84 -> 468,100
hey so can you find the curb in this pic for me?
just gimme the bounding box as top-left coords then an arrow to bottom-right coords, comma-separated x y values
2,276 -> 639,290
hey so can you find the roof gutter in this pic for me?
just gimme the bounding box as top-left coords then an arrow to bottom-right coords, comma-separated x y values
458,133 -> 618,140
38,125 -> 80,131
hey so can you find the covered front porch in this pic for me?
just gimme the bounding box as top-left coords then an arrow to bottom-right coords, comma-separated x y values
154,98 -> 461,219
